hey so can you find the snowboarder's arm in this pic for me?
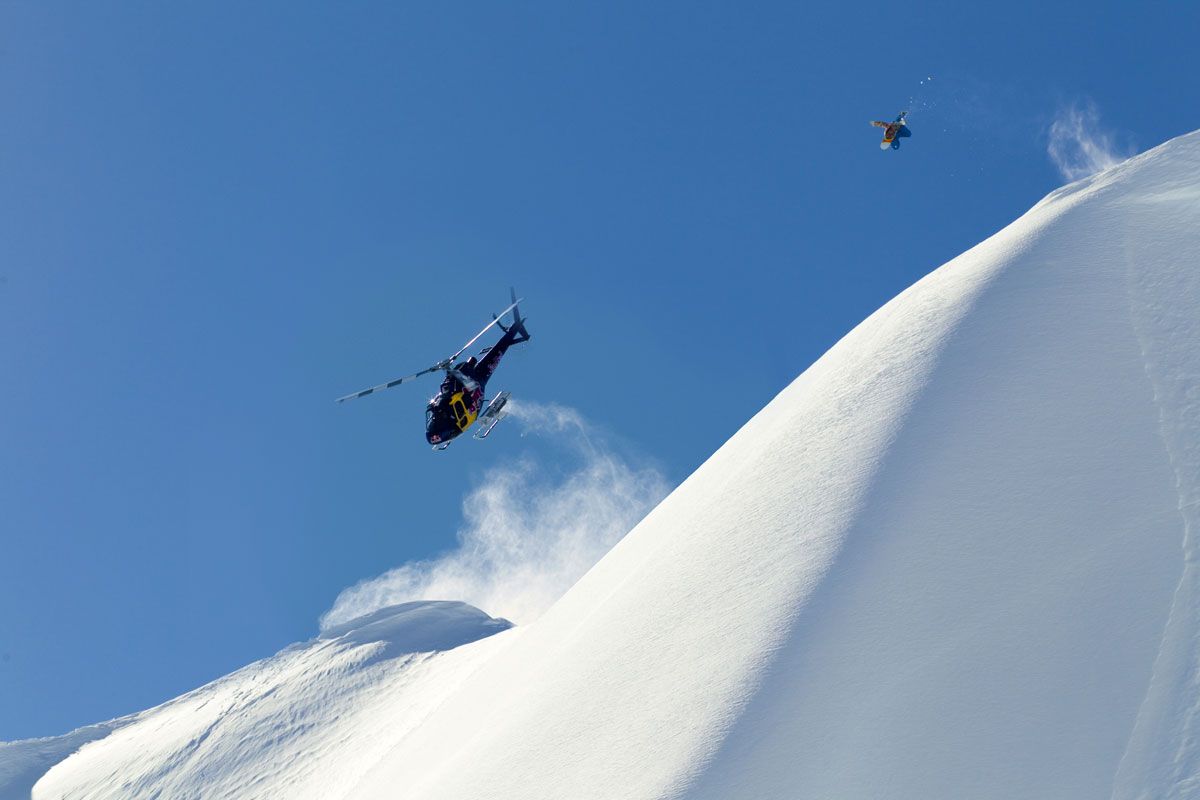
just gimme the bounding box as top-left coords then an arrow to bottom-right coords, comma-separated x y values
870,120 -> 889,128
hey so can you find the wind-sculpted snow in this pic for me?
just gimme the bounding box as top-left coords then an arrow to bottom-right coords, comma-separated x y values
0,724 -> 124,800
319,601 -> 512,653
24,602 -> 513,800
15,130 -> 1200,800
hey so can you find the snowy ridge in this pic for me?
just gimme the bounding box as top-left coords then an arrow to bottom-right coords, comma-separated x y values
24,603 -> 513,800
10,130 -> 1200,799
0,723 -> 126,800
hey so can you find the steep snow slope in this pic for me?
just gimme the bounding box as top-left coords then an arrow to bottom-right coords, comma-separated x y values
347,131 -> 1200,800
26,603 -> 514,800
16,130 -> 1200,800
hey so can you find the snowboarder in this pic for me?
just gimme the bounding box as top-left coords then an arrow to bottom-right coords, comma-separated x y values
870,111 -> 911,150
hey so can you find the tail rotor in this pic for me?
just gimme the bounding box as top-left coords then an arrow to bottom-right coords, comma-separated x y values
508,286 -> 530,343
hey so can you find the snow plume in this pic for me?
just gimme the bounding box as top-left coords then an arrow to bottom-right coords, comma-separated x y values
1047,101 -> 1129,182
320,402 -> 669,629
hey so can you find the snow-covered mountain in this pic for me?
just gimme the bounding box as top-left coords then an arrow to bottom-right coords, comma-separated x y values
5,602 -> 514,800
8,129 -> 1200,799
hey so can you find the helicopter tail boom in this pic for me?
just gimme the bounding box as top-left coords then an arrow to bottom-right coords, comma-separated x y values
507,287 -> 530,343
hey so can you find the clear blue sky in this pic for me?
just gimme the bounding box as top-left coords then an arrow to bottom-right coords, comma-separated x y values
1,0 -> 1196,739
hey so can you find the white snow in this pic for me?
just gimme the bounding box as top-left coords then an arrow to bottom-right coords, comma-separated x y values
0,724 -> 125,800
8,130 -> 1200,800
19,602 -> 514,800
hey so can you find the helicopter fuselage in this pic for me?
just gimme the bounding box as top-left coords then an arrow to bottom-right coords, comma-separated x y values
426,381 -> 485,446
425,323 -> 521,446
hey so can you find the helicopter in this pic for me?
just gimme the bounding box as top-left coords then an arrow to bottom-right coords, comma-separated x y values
336,289 -> 530,450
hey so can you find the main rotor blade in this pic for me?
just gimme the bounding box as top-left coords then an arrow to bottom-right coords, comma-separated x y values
446,298 -> 522,363
335,364 -> 442,403
335,297 -> 522,404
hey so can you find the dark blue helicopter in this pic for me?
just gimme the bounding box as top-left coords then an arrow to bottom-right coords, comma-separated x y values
337,290 -> 530,450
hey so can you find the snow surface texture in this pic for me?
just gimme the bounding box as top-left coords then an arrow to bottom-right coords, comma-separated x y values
10,130 -> 1200,799
19,603 -> 513,800
0,724 -> 123,800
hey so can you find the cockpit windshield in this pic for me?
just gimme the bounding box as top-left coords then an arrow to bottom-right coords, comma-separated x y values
425,394 -> 457,444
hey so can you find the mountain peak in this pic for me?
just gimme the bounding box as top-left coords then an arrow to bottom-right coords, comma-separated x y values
17,130 -> 1200,800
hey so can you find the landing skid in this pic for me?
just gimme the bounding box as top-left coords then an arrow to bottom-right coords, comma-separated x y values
473,391 -> 512,439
